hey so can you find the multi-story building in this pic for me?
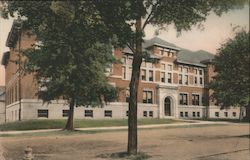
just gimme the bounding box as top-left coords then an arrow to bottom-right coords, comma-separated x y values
1,20 -> 241,122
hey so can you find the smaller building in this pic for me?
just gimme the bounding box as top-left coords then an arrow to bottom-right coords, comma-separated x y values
0,86 -> 5,124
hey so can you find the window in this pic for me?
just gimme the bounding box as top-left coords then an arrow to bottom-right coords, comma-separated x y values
38,109 -> 48,118
126,89 -> 130,102
141,69 -> 146,81
184,75 -> 188,85
62,110 -> 69,117
179,93 -> 188,105
167,73 -> 172,83
192,94 -> 200,106
179,66 -> 183,72
185,112 -> 188,117
224,112 -> 228,117
149,111 -> 153,117
127,57 -> 133,66
141,61 -> 146,67
167,64 -> 172,71
104,110 -> 112,117
194,69 -> 198,74
143,111 -> 147,117
143,90 -> 153,104
149,70 -> 153,81
127,67 -> 132,80
197,112 -> 200,117
184,67 -> 188,73
215,112 -> 219,117
194,76 -> 198,84
193,112 -> 196,117
233,112 -> 236,117
85,110 -> 93,117
161,72 -> 165,82
147,62 -> 153,68
180,112 -> 184,117
122,56 -> 126,64
122,66 -> 126,79
161,64 -> 165,70
200,77 -> 203,85
199,69 -> 203,75
179,74 -> 182,84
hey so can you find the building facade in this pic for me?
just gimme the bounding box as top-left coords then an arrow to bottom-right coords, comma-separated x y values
1,20 -> 241,122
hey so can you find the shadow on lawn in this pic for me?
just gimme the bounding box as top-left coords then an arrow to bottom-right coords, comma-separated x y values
97,151 -> 151,160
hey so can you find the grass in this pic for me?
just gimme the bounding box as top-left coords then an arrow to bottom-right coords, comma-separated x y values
205,118 -> 250,123
0,123 -> 226,138
0,118 -> 183,131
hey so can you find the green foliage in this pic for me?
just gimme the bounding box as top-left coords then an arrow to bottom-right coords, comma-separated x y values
1,1 -> 118,106
210,30 -> 249,108
0,119 -> 182,131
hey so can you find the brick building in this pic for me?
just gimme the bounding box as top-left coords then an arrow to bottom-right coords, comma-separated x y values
1,20 -> 241,122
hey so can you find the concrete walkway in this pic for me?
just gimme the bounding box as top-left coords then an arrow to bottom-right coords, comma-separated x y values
0,120 -> 233,135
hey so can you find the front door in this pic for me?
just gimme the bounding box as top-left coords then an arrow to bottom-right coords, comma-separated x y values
164,97 -> 171,116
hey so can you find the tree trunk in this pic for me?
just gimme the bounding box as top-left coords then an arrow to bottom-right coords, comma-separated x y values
239,106 -> 244,122
243,105 -> 250,121
127,18 -> 143,155
65,98 -> 75,131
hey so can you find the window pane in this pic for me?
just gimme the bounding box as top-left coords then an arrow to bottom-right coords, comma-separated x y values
149,70 -> 153,81
179,74 -> 182,84
141,69 -> 146,81
179,66 -> 183,72
184,67 -> 188,73
161,72 -> 165,82
167,65 -> 172,71
168,73 -> 172,83
199,70 -> 203,75
184,75 -> 188,85
128,57 -> 133,66
104,110 -> 112,117
141,61 -> 146,67
161,64 -> 165,70
122,56 -> 126,64
122,66 -> 126,79
38,109 -> 48,118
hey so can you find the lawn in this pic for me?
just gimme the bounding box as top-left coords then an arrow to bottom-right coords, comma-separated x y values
0,118 -> 183,131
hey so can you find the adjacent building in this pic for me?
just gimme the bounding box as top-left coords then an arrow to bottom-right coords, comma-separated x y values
0,86 -> 5,124
1,20 -> 241,122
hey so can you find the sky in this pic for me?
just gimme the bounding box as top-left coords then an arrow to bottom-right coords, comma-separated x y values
0,5 -> 249,86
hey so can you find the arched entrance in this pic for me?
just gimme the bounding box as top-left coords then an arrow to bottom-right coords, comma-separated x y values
164,97 -> 171,116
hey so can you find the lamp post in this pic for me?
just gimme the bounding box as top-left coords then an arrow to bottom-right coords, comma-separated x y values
16,16 -> 23,121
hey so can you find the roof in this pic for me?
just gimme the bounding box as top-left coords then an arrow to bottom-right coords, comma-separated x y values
1,51 -> 10,66
6,19 -> 23,48
122,37 -> 214,67
177,49 -> 215,67
143,37 -> 180,50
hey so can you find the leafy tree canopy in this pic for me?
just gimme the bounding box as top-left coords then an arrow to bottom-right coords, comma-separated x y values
0,1 -> 118,106
210,29 -> 249,108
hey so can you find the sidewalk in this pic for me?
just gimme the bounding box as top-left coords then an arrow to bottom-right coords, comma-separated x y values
0,120 -> 232,135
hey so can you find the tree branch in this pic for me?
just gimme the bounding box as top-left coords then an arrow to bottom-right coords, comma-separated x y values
127,42 -> 135,54
142,1 -> 160,31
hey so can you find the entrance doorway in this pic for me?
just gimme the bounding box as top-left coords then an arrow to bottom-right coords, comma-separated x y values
164,97 -> 171,116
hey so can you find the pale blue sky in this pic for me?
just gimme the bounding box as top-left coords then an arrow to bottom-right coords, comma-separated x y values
0,5 -> 249,85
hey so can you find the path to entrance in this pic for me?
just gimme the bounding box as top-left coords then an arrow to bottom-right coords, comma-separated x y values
0,123 -> 249,160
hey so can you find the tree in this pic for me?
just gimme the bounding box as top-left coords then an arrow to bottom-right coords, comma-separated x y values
0,1 -> 117,130
93,0 -> 247,155
210,30 -> 249,120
